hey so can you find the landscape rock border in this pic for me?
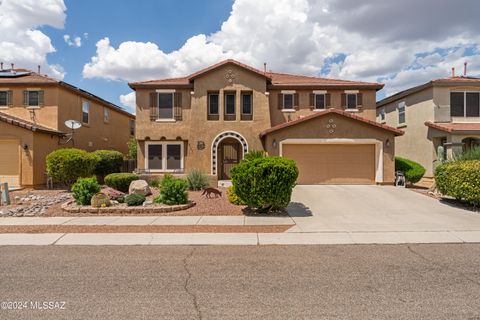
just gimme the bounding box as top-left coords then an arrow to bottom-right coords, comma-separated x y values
61,200 -> 195,215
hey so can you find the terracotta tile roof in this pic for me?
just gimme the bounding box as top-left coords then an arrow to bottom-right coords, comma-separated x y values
0,69 -> 134,118
128,59 -> 384,90
425,121 -> 480,133
260,108 -> 404,137
377,75 -> 480,108
0,112 -> 64,135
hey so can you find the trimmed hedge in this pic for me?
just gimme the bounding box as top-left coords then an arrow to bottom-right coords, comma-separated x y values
231,156 -> 298,213
92,150 -> 124,176
71,177 -> 101,205
104,173 -> 139,193
46,148 -> 100,186
154,174 -> 188,205
395,157 -> 426,184
435,160 -> 480,206
226,186 -> 246,205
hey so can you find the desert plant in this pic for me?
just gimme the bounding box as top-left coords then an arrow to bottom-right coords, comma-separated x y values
226,186 -> 246,205
92,150 -> 124,177
395,157 -> 426,184
149,177 -> 161,188
71,177 -> 101,205
124,193 -> 145,206
231,156 -> 298,213
186,169 -> 209,191
104,173 -> 139,193
154,174 -> 188,205
46,148 -> 100,186
90,192 -> 111,208
435,160 -> 480,206
452,146 -> 480,161
243,150 -> 266,162
127,137 -> 137,160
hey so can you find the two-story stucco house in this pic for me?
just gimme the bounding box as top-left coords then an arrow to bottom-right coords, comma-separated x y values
129,59 -> 403,185
0,67 -> 135,188
376,75 -> 480,177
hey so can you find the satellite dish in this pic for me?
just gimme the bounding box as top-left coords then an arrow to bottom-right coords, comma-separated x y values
65,120 -> 82,130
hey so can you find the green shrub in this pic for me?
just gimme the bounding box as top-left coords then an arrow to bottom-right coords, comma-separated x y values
127,137 -> 137,160
46,148 -> 100,186
186,169 -> 209,191
243,150 -> 266,162
395,157 -> 426,184
453,146 -> 480,161
435,160 -> 480,206
226,186 -> 246,205
124,193 -> 145,206
155,174 -> 188,205
92,150 -> 124,176
231,156 -> 298,213
149,178 -> 161,188
104,173 -> 139,192
71,177 -> 101,205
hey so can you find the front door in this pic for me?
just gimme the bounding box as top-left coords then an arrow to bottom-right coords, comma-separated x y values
219,139 -> 241,180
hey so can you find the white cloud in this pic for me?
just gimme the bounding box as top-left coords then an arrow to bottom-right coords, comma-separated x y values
0,0 -> 66,79
63,34 -> 82,47
119,92 -> 136,114
81,0 -> 480,101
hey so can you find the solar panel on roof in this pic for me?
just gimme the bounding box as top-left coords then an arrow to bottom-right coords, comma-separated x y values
0,71 -> 31,78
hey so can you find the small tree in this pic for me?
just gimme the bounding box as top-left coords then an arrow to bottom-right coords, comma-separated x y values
127,137 -> 137,160
71,177 -> 101,205
46,148 -> 100,186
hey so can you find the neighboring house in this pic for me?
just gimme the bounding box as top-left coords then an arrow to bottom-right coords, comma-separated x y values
129,59 -> 402,185
376,75 -> 480,177
0,67 -> 135,188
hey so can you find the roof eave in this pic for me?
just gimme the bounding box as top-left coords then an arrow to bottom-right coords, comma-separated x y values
268,84 -> 384,91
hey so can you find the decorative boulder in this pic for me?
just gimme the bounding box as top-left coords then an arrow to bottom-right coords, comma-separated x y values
128,179 -> 152,196
91,192 -> 111,208
101,187 -> 125,200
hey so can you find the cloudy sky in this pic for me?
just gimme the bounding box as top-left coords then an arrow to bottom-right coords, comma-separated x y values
1,0 -> 479,114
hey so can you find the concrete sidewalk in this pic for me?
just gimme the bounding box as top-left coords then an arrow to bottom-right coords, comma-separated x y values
0,215 -> 295,226
1,231 -> 480,245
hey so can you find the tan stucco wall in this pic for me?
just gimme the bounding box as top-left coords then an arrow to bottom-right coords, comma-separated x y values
263,113 -> 396,183
136,64 -> 271,176
268,89 -> 377,127
378,87 -> 437,176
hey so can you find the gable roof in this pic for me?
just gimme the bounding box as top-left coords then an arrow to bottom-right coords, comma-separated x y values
425,121 -> 480,133
377,75 -> 480,108
259,108 -> 404,138
128,59 -> 384,90
0,69 -> 134,118
0,112 -> 64,135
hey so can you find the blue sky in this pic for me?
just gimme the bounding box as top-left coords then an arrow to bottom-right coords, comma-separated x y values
1,0 -> 479,114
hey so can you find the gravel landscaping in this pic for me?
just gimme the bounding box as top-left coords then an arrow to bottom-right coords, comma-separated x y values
0,189 -> 72,217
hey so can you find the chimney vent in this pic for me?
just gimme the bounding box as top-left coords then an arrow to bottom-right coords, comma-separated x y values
464,62 -> 467,76
38,65 -> 41,74
263,62 -> 267,73
451,67 -> 455,77
0,62 -> 3,70
11,63 -> 14,70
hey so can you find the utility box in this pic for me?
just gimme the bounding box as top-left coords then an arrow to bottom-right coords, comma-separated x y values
0,182 -> 10,205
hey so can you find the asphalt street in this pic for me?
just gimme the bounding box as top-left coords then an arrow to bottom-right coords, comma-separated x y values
1,244 -> 480,319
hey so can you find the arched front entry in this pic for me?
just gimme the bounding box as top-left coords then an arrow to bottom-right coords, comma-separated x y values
211,131 -> 248,179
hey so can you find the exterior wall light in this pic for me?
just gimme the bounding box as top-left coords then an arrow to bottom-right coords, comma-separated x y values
272,139 -> 277,148
23,144 -> 29,151
385,139 -> 390,147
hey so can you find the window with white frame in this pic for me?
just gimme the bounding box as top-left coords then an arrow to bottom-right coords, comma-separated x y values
314,94 -> 325,109
398,102 -> 406,125
283,93 -> 294,109
450,91 -> 480,117
0,91 -> 9,107
346,93 -> 357,109
103,107 -> 110,123
146,142 -> 183,172
82,100 -> 90,124
25,90 -> 43,107
158,92 -> 174,119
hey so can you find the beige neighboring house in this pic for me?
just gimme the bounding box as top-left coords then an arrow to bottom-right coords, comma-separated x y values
129,59 -> 402,185
376,75 -> 480,177
0,68 -> 135,188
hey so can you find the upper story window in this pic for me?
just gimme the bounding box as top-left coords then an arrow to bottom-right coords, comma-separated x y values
314,94 -> 325,109
0,90 -> 12,108
82,100 -> 90,124
224,92 -> 236,121
398,102 -> 406,125
241,92 -> 253,121
207,92 -> 219,121
283,93 -> 294,110
379,107 -> 386,122
130,119 -> 135,136
103,107 -> 110,123
342,92 -> 363,110
23,90 -> 44,108
150,91 -> 182,121
347,93 -> 357,109
451,91 -> 480,117
158,93 -> 174,119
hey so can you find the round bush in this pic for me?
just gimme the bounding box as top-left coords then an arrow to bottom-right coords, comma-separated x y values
231,156 -> 298,213
435,160 -> 480,206
71,177 -> 101,205
395,157 -> 426,184
46,148 -> 100,186
92,150 -> 124,176
104,173 -> 139,193
124,193 -> 145,206
154,174 -> 188,205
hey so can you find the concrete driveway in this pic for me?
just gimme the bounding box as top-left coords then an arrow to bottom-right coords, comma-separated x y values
287,185 -> 480,233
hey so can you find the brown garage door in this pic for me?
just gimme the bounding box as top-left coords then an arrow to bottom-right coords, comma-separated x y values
282,144 -> 376,185
0,140 -> 20,188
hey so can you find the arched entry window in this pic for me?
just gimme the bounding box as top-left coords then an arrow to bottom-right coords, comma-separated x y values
211,131 -> 248,178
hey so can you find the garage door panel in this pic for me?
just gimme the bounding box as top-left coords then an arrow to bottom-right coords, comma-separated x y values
283,144 -> 375,185
0,140 -> 20,187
